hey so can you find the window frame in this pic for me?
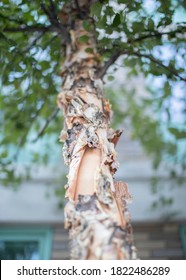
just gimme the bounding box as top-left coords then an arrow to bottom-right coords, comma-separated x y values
0,227 -> 53,260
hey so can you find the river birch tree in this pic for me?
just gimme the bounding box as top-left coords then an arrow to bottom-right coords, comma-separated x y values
0,0 -> 185,259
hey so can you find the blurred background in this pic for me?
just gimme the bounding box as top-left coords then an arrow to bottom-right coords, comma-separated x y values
0,0 -> 186,260
0,68 -> 185,260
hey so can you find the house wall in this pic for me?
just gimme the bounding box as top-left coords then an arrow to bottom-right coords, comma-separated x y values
133,222 -> 185,260
50,221 -> 186,260
51,226 -> 69,260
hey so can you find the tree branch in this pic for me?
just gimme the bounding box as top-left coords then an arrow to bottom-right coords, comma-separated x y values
74,0 -> 84,19
40,0 -> 70,42
98,26 -> 186,79
2,1 -> 70,42
3,23 -> 69,43
132,28 -> 186,43
3,25 -> 51,33
131,51 -> 186,82
32,107 -> 60,143
98,49 -> 186,82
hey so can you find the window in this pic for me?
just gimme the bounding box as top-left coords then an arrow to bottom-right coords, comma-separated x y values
180,225 -> 186,259
0,227 -> 52,260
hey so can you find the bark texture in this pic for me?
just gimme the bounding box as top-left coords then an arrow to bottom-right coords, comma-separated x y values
57,1 -> 137,260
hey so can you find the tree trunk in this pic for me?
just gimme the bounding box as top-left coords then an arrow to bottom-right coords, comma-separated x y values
57,2 -> 137,260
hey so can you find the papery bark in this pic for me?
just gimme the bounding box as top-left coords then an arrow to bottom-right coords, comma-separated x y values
58,1 -> 137,260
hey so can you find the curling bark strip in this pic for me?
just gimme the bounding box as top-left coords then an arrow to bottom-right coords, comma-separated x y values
57,3 -> 136,260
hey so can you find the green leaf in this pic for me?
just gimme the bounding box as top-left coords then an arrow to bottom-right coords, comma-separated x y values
113,13 -> 121,27
78,35 -> 89,44
83,21 -> 91,31
0,151 -> 8,158
148,18 -> 154,30
163,81 -> 171,98
168,127 -> 186,139
108,75 -> 114,81
39,61 -> 50,70
90,2 -> 102,18
132,22 -> 142,32
85,47 -> 94,53
96,14 -> 107,29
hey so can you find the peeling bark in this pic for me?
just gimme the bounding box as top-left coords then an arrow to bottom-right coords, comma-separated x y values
57,2 -> 137,260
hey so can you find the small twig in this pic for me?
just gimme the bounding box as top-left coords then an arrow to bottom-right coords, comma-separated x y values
40,2 -> 52,19
23,32 -> 45,53
97,50 -> 122,79
32,107 -> 60,143
49,0 -> 58,17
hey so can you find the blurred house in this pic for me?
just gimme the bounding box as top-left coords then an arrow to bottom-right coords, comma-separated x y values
0,131 -> 186,260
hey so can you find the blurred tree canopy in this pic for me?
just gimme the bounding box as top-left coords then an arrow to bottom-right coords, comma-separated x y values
0,0 -> 185,190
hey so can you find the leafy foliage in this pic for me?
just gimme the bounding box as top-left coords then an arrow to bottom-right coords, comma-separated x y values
0,0 -> 185,191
